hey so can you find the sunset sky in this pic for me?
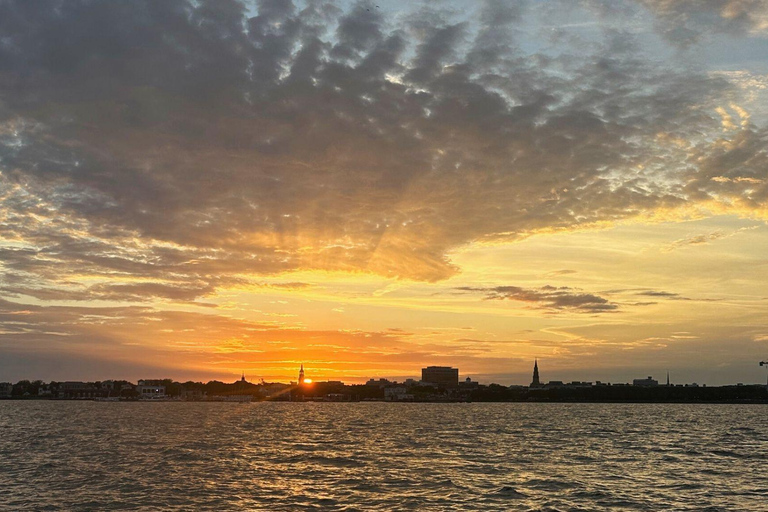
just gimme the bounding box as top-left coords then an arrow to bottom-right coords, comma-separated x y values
2,0 -> 768,385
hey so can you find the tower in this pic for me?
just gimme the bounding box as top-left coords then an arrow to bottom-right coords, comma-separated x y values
530,359 -> 541,387
666,372 -> 670,387
298,364 -> 305,385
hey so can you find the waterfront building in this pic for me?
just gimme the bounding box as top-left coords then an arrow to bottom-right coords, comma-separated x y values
421,366 -> 459,388
59,381 -> 89,398
137,384 -> 166,399
0,382 -> 12,398
633,376 -> 659,387
298,364 -> 305,385
384,386 -> 413,401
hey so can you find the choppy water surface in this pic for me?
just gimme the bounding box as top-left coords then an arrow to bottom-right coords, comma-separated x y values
1,402 -> 766,511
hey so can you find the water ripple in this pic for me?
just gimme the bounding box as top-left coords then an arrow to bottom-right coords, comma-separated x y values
1,402 -> 767,511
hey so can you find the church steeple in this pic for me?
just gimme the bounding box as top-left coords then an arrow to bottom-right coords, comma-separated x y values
298,364 -> 305,385
531,359 -> 541,387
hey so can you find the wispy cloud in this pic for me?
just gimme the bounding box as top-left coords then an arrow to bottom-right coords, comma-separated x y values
457,285 -> 618,313
661,226 -> 758,252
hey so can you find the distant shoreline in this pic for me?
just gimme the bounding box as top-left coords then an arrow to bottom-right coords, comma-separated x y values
2,397 -> 767,404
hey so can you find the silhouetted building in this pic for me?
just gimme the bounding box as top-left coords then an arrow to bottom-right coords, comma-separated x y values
298,364 -> 305,385
366,378 -> 393,387
633,376 -> 658,387
0,382 -> 12,398
530,359 -> 542,388
137,384 -> 166,399
421,366 -> 459,388
565,381 -> 592,388
384,386 -> 413,401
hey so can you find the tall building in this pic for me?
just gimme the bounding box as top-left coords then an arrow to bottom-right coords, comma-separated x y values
298,364 -> 305,385
421,366 -> 459,388
530,359 -> 542,387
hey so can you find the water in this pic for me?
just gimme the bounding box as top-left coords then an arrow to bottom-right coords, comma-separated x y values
1,402 -> 766,511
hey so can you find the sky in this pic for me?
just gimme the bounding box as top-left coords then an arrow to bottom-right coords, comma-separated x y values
1,0 -> 768,385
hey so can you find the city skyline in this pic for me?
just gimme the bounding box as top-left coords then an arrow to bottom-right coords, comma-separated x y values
3,359 -> 766,388
2,0 -> 768,386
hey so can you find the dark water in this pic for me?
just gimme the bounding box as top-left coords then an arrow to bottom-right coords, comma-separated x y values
1,402 -> 767,511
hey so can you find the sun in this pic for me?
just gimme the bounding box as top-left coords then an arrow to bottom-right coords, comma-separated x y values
303,378 -> 313,384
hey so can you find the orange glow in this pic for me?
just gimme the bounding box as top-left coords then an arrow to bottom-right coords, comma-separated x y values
303,378 -> 313,384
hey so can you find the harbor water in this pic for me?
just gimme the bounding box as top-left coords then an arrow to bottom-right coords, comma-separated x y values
1,401 -> 766,511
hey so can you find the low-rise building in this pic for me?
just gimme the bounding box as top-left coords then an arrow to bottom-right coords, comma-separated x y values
137,384 -> 166,399
366,378 -> 393,388
633,376 -> 659,387
384,386 -> 414,401
565,381 -> 593,388
0,382 -> 12,398
59,381 -> 100,398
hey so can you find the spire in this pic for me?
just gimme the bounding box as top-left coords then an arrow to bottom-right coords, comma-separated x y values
666,371 -> 670,387
299,364 -> 305,384
531,358 -> 541,387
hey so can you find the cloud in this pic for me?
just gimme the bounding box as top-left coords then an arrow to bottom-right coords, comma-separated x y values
638,0 -> 768,45
457,285 -> 619,313
544,269 -> 578,277
0,0 -> 765,306
635,290 -> 680,298
579,0 -> 768,47
661,226 -> 758,252
0,296 -> 527,381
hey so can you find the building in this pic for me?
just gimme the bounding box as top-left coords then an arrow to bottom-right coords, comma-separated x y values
530,359 -> 542,388
298,364 -> 305,385
137,384 -> 166,399
366,378 -> 393,388
59,381 -> 97,399
0,382 -> 12,398
421,366 -> 459,388
633,376 -> 659,387
565,381 -> 592,388
384,386 -> 413,401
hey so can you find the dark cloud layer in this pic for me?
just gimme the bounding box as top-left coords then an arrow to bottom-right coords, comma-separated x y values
457,285 -> 618,313
0,0 -> 766,305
